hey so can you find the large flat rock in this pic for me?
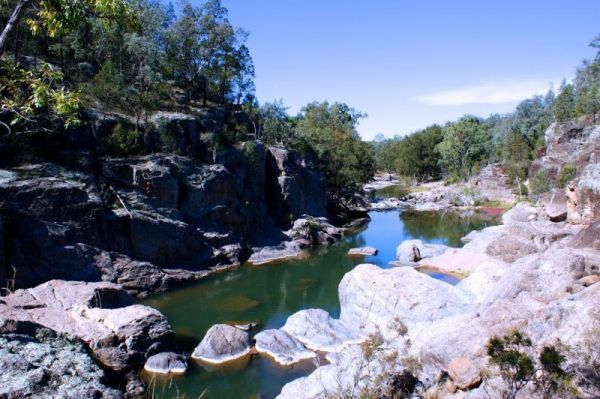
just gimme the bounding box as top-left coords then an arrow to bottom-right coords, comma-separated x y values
395,239 -> 447,265
339,264 -> 472,340
281,309 -> 362,352
418,248 -> 493,275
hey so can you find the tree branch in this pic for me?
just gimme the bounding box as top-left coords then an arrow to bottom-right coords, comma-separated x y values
0,0 -> 31,58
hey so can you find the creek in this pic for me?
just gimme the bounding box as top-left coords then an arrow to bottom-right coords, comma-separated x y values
141,209 -> 498,399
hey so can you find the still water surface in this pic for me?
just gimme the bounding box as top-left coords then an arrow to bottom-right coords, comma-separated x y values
141,209 -> 497,399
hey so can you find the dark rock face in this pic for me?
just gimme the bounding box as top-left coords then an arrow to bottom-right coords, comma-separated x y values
150,112 -> 206,159
0,320 -> 124,399
265,146 -> 327,224
0,141 -> 329,295
0,213 -> 5,287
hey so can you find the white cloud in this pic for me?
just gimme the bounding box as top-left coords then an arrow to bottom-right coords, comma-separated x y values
416,80 -> 552,106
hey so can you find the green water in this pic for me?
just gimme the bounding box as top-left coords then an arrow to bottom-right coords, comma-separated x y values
141,210 -> 497,399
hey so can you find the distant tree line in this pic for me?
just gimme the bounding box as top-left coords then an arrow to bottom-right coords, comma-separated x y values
371,34 -> 600,188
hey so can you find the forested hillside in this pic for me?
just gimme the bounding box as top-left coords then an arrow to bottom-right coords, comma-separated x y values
0,0 -> 375,200
372,35 -> 600,192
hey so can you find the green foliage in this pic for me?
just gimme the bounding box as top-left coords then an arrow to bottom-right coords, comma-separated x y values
487,330 -> 535,399
372,125 -> 442,180
296,101 -> 375,194
0,58 -> 82,132
163,0 -> 255,105
506,162 -> 528,186
259,100 -> 296,146
558,164 -> 577,188
486,331 -> 576,399
25,0 -> 130,38
554,81 -> 577,122
530,170 -> 552,194
107,123 -> 142,155
436,116 -> 491,180
536,345 -> 574,399
2,0 -> 255,120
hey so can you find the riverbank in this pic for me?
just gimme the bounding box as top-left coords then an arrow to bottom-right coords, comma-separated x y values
276,201 -> 600,398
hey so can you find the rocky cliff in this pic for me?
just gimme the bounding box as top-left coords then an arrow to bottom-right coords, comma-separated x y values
0,110 -> 329,297
0,109 -> 335,398
531,117 -> 600,224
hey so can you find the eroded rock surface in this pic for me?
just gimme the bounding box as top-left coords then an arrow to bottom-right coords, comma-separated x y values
0,280 -> 174,375
0,320 -> 123,399
0,142 -> 333,296
278,198 -> 600,399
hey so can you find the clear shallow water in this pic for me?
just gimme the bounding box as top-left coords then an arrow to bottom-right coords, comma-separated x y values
141,210 -> 498,399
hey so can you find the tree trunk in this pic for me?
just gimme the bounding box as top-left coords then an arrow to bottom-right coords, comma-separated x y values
0,0 -> 31,58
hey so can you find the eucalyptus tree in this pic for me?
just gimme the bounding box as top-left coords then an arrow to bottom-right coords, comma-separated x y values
436,116 -> 491,180
296,101 -> 375,194
0,0 -> 129,57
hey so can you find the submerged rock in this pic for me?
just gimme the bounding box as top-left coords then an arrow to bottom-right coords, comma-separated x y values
254,329 -> 317,366
144,352 -> 187,374
191,324 -> 250,364
347,247 -> 378,256
281,309 -> 361,352
247,241 -> 305,266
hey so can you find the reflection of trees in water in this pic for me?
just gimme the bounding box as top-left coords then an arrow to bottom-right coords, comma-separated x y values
399,210 -> 497,247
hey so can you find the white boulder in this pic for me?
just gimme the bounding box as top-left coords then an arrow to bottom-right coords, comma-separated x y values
191,324 -> 250,364
254,329 -> 317,366
281,309 -> 362,352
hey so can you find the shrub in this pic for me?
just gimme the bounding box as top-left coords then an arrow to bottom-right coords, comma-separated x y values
512,182 -> 528,197
557,164 -> 577,188
108,123 -> 142,155
530,170 -> 552,194
487,330 -> 535,399
506,162 -> 528,186
486,331 -> 576,399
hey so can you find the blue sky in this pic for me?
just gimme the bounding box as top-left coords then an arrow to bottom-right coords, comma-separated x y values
214,0 -> 599,140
